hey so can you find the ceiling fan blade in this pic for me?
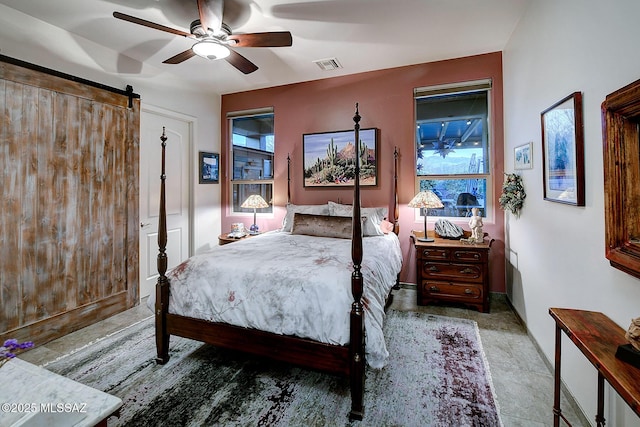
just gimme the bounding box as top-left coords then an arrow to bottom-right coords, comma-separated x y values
197,0 -> 223,33
163,49 -> 197,64
225,49 -> 259,74
113,11 -> 195,39
228,31 -> 293,48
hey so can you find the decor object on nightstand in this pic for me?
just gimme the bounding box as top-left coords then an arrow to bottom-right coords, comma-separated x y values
219,223 -> 250,245
615,317 -> 640,368
241,195 -> 269,234
465,207 -> 484,243
408,190 -> 444,242
434,219 -> 464,239
228,223 -> 247,239
499,173 -> 526,217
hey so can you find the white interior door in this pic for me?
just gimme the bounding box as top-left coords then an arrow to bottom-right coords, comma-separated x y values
139,109 -> 191,300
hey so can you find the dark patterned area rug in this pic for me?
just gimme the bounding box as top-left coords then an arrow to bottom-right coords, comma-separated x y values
45,310 -> 501,426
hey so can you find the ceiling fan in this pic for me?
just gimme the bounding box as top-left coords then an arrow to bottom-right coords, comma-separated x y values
113,0 -> 293,74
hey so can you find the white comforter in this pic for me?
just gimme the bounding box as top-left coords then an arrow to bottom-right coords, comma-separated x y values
148,230 -> 403,368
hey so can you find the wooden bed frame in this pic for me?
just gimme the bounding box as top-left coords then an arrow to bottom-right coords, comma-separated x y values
154,104 -> 397,420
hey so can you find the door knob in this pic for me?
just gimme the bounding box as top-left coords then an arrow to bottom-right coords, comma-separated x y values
140,222 -> 152,228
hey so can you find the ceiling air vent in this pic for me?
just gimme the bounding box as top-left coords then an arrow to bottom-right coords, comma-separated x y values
313,58 -> 342,71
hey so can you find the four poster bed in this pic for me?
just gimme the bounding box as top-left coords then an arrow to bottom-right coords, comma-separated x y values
151,105 -> 401,420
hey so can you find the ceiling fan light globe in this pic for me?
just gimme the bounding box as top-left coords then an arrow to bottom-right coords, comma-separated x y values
192,40 -> 230,60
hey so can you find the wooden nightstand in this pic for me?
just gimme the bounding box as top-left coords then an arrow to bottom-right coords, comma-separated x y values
411,231 -> 493,313
218,233 -> 251,245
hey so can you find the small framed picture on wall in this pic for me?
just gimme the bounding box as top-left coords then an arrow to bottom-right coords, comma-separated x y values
514,142 -> 533,170
199,151 -> 219,184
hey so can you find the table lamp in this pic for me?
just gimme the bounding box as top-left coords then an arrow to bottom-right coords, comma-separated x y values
241,195 -> 269,234
408,190 -> 444,242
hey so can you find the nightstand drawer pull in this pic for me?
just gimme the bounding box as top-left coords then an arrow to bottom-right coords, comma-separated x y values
464,288 -> 473,295
459,267 -> 475,274
429,286 -> 440,293
423,249 -> 447,258
427,265 -> 439,272
457,253 -> 480,260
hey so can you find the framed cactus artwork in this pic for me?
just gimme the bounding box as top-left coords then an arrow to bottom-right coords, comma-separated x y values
302,128 -> 378,187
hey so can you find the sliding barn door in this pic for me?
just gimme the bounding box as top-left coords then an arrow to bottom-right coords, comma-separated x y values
0,59 -> 139,346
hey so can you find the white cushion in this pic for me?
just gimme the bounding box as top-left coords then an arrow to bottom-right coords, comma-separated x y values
328,201 -> 387,236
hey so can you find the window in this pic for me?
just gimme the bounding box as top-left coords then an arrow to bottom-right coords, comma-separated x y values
229,110 -> 274,214
414,81 -> 492,218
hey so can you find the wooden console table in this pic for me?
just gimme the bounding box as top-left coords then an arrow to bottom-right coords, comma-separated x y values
549,308 -> 640,426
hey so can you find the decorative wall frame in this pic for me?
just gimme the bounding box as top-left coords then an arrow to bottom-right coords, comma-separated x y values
602,79 -> 640,280
199,151 -> 219,184
302,128 -> 378,187
540,92 -> 584,206
514,142 -> 533,170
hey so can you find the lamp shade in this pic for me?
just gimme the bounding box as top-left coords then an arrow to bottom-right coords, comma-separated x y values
241,194 -> 269,209
408,190 -> 444,209
409,190 -> 443,242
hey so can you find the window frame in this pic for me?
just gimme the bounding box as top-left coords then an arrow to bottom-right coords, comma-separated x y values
413,80 -> 494,221
227,108 -> 275,216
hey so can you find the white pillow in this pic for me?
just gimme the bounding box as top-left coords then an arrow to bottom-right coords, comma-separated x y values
282,203 -> 330,232
328,201 -> 387,236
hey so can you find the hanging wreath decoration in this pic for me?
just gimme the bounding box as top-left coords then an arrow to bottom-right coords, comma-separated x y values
499,173 -> 526,217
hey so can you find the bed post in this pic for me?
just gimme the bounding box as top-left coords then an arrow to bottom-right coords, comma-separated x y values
349,103 -> 365,421
155,127 -> 170,365
287,153 -> 291,204
393,146 -> 400,234
393,146 -> 401,289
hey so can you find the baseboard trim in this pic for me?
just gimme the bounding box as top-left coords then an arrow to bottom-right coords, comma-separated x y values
505,298 -> 590,426
396,282 -> 416,290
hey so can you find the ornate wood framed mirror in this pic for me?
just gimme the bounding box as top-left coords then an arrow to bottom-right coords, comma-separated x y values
601,79 -> 640,279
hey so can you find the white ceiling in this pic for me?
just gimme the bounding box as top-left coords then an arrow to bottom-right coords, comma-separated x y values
0,0 -> 529,95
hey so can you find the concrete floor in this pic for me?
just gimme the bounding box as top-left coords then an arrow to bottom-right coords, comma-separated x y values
20,287 -> 589,426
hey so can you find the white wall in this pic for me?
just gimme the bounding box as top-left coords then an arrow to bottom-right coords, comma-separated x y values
0,4 -> 222,256
503,1 -> 640,425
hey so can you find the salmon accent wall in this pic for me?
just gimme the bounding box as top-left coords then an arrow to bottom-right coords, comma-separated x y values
221,52 -> 505,292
